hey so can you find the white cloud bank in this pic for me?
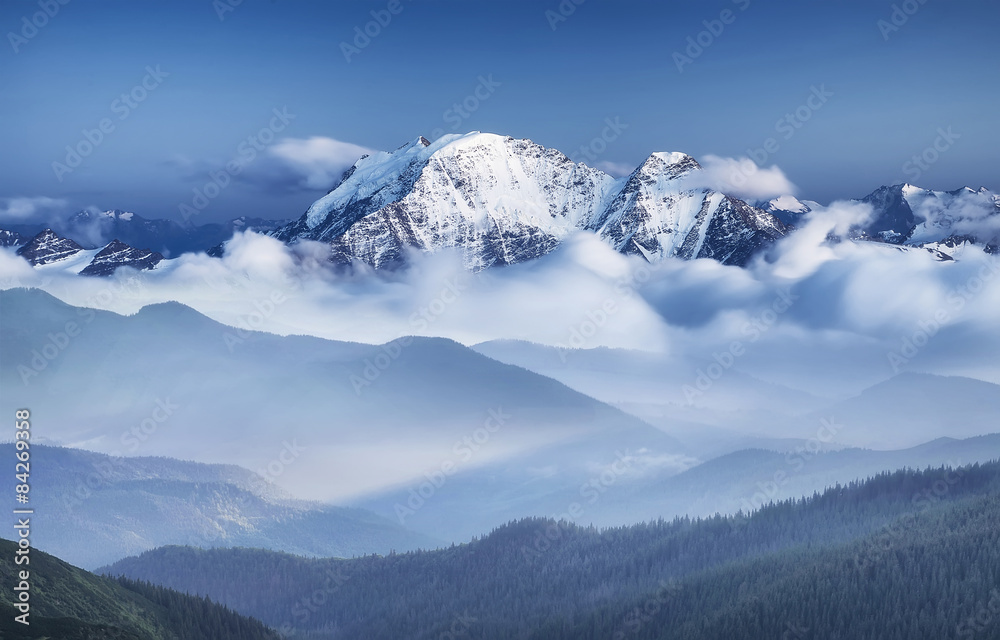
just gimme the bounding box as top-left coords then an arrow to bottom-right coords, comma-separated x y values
266,136 -> 375,191
909,187 -> 1000,243
236,136 -> 376,193
682,155 -> 798,201
3,205 -> 1000,398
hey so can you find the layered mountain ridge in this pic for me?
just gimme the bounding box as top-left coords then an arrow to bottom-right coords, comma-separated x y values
15,229 -> 164,276
4,133 -> 999,277
2,209 -> 289,256
765,183 -> 1000,254
858,183 -> 1000,253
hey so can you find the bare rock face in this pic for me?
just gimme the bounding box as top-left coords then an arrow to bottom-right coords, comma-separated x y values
588,152 -> 785,265
0,229 -> 29,248
848,184 -> 1000,258
16,229 -> 84,265
79,239 -> 164,276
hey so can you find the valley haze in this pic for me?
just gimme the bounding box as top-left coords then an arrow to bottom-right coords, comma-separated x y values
1,1 -> 998,638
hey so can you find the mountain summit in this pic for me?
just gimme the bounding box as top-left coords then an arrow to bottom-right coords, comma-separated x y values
271,132 -> 786,269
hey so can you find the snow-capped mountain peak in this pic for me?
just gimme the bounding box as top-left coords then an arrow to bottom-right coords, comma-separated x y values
272,132 -> 787,269
79,239 -> 164,276
768,195 -> 812,214
853,183 -> 1000,254
645,152 -> 701,180
751,195 -> 818,227
16,229 -> 84,265
301,132 -> 466,232
71,208 -> 139,223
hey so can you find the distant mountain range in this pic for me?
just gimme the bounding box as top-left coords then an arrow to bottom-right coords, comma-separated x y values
0,290 -> 1000,566
7,444 -> 440,570
0,289 -> 687,528
354,431 -> 1000,542
473,341 -> 1000,452
3,210 -> 289,276
2,133 -> 998,277
2,209 -> 289,255
761,183 -> 1000,255
13,229 -> 165,276
3,289 -> 998,551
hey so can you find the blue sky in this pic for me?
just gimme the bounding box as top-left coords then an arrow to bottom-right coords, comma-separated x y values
1,0 -> 997,224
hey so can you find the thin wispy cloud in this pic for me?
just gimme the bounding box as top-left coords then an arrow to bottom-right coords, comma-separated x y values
0,196 -> 69,223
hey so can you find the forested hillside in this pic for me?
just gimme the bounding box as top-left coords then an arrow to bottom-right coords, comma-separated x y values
104,461 -> 1000,639
0,538 -> 278,640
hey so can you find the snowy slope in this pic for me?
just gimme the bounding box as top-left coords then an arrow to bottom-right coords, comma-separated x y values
79,239 -> 164,276
855,184 -> 1000,252
16,229 -> 85,265
904,186 -> 1000,246
271,132 -> 786,269
13,230 -> 166,276
32,248 -> 101,274
589,152 -> 786,265
752,195 -> 817,226
0,229 -> 29,248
